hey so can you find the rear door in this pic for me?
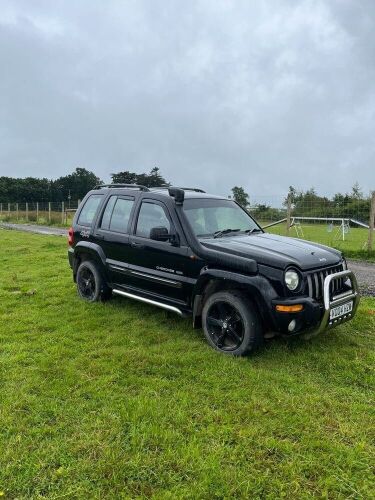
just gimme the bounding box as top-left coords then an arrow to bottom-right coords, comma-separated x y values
94,194 -> 136,286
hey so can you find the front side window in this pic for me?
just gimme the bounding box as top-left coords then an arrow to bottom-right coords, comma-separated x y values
136,202 -> 171,238
77,195 -> 103,226
183,198 -> 260,237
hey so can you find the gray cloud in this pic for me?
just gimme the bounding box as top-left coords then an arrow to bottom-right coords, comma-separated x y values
0,0 -> 374,200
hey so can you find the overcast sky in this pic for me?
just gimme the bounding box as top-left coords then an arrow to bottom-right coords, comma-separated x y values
0,0 -> 374,199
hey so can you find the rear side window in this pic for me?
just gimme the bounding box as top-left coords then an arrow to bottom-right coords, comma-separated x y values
101,196 -> 117,230
77,195 -> 103,226
106,197 -> 134,233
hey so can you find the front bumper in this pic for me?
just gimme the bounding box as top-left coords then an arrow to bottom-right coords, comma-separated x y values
271,270 -> 359,337
305,270 -> 360,337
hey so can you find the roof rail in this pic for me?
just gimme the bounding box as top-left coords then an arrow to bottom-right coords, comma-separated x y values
153,186 -> 205,193
94,183 -> 150,191
179,187 -> 205,193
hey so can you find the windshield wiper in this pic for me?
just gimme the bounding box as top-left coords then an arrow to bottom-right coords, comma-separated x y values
245,228 -> 263,234
213,228 -> 241,239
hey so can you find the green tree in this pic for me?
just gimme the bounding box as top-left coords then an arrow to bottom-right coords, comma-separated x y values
53,168 -> 101,201
351,182 -> 363,200
231,186 -> 250,208
284,186 -> 299,205
111,167 -> 169,187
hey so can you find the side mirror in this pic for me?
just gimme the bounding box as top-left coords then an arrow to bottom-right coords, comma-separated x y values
150,226 -> 170,242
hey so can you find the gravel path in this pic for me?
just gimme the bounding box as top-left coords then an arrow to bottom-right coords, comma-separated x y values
347,260 -> 375,297
1,222 -> 374,296
0,222 -> 67,236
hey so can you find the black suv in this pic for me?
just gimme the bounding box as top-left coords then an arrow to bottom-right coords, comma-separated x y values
68,184 -> 359,356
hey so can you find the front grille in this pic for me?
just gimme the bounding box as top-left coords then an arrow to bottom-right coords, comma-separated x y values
306,264 -> 344,301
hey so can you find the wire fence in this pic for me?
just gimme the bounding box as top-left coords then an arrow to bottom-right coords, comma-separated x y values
249,194 -> 375,254
0,194 -> 374,254
0,201 -> 81,226
249,196 -> 371,224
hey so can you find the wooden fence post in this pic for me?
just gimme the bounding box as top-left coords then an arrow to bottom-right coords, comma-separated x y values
62,202 -> 65,224
16,203 -> 19,220
0,202 -> 2,215
286,194 -> 291,235
26,202 -> 28,221
48,202 -> 51,223
368,191 -> 375,252
36,202 -> 39,223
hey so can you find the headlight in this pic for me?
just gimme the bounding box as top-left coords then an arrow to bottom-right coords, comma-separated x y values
285,269 -> 300,291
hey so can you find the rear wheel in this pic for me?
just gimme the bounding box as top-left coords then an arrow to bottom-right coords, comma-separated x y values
76,260 -> 111,302
202,291 -> 263,356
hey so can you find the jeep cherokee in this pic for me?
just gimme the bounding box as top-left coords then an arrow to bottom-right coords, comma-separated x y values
67,184 -> 359,356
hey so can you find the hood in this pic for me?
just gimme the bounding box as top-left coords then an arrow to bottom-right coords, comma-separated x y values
201,233 -> 342,271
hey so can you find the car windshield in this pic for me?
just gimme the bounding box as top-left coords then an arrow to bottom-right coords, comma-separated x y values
183,198 -> 262,238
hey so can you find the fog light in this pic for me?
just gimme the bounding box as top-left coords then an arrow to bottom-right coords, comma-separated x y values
288,320 -> 296,332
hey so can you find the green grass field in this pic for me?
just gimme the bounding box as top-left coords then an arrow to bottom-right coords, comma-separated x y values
0,230 -> 374,498
265,222 -> 374,261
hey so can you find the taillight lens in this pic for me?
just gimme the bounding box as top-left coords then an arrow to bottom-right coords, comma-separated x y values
68,227 -> 74,246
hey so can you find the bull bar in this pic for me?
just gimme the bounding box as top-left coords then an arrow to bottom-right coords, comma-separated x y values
305,270 -> 360,338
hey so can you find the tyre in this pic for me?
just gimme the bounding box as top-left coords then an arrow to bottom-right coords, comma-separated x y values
202,291 -> 263,356
76,260 -> 111,302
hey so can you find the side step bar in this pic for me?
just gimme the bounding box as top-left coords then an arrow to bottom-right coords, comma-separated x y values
112,289 -> 183,316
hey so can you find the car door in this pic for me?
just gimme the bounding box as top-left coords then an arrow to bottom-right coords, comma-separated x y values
94,194 -> 136,287
126,198 -> 194,304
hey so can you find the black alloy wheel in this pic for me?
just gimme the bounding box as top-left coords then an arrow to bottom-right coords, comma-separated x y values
77,265 -> 97,300
202,291 -> 263,356
76,260 -> 111,302
205,301 -> 244,351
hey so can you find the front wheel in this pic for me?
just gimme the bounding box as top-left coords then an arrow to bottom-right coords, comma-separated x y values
202,291 -> 263,356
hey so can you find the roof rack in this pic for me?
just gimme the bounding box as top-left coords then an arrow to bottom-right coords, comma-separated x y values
94,183 -> 150,191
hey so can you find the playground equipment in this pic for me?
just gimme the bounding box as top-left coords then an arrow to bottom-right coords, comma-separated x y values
290,217 -> 367,242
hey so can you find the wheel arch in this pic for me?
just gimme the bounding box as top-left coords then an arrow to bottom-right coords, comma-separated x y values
72,242 -> 107,282
192,269 -> 276,330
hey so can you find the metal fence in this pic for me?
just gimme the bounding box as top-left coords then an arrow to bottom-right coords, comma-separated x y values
248,193 -> 375,252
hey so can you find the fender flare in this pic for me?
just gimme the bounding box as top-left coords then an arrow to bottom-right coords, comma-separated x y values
72,242 -> 108,278
192,268 -> 278,328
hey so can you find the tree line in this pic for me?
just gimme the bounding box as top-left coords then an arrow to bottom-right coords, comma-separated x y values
0,168 -> 371,221
0,167 -> 169,203
0,168 -> 101,202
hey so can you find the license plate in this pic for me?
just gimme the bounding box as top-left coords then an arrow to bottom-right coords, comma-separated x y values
330,301 -> 353,320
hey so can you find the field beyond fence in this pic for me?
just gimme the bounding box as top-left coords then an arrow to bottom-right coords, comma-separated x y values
0,201 -> 80,226
1,196 -> 374,260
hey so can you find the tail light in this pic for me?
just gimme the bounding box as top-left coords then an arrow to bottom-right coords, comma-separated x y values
68,227 -> 74,246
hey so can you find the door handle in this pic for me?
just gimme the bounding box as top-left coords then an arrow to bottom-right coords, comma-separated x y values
131,241 -> 144,249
